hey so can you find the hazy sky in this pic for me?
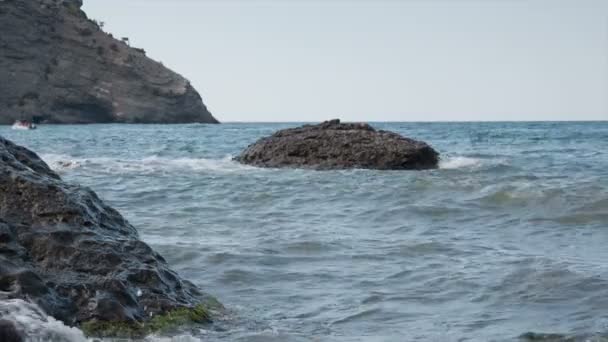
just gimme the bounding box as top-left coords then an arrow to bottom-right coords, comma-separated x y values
83,0 -> 608,122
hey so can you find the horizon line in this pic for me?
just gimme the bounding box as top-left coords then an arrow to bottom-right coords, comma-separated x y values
221,119 -> 608,124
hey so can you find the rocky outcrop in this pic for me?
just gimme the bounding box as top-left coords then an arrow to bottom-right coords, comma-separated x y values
235,119 -> 439,170
0,0 -> 218,124
0,136 -> 220,337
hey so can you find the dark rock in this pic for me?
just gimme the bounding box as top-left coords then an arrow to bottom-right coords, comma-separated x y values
0,136 -> 220,336
235,119 -> 439,170
519,332 -> 601,341
0,319 -> 23,342
0,0 -> 218,124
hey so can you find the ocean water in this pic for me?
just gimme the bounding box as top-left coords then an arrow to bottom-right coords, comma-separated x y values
1,122 -> 607,342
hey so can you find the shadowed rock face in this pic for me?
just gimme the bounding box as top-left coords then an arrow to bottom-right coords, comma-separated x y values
0,136 -> 217,330
0,0 -> 218,124
0,319 -> 23,342
235,119 -> 439,170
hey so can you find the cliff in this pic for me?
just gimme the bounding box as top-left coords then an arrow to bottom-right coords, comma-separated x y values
0,0 -> 219,124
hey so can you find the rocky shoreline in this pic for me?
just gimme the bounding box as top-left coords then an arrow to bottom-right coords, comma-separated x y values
0,136 -> 221,339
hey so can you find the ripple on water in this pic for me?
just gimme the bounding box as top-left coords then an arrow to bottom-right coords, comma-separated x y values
2,122 -> 607,341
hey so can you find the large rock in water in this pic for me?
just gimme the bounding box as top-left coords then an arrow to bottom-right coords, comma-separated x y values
0,0 -> 218,124
0,136 -> 219,337
235,119 -> 439,170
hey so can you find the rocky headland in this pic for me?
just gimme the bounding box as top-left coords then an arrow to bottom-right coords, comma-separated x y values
236,119 -> 439,170
0,0 -> 218,124
0,136 -> 221,338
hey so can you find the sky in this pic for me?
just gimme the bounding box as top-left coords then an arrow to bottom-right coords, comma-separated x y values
83,0 -> 608,122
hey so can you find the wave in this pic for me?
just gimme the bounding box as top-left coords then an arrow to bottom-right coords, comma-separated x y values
0,298 -> 205,341
143,335 -> 204,342
439,155 -> 519,174
534,212 -> 608,226
330,308 -> 383,325
42,153 -> 512,174
439,156 -> 482,169
0,299 -> 86,342
470,182 -> 566,207
40,154 -> 255,175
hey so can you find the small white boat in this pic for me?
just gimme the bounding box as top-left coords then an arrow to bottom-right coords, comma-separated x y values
12,120 -> 37,130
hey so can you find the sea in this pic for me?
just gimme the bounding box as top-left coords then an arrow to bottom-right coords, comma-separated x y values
1,122 -> 607,342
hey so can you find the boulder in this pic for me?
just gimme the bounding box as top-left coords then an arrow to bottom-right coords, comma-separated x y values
0,0 -> 218,124
235,119 -> 439,170
0,136 -> 220,338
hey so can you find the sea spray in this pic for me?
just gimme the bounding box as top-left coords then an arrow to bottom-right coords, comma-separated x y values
0,299 -> 86,342
40,154 -> 255,175
0,299 -> 208,341
439,156 -> 482,169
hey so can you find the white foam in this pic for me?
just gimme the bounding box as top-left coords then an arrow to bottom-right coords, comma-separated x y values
439,156 -> 482,170
144,334 -> 203,342
139,155 -> 253,173
40,154 -> 255,174
40,154 -> 84,171
11,124 -> 34,130
0,299 -> 87,342
0,298 -> 205,341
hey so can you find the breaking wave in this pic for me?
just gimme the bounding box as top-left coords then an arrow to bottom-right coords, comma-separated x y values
0,299 -> 205,341
0,299 -> 86,342
40,154 -> 255,175
439,156 -> 482,169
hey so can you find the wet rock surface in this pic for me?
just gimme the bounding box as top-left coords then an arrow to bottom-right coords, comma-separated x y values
0,0 -> 218,124
236,119 -> 439,170
0,136 -> 218,335
0,319 -> 23,342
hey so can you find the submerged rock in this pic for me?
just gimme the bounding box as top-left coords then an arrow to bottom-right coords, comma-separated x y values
235,119 -> 439,170
519,332 -> 608,342
0,136 -> 220,337
0,0 -> 218,124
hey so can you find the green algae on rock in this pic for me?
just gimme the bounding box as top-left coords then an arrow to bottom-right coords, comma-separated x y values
81,304 -> 213,339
